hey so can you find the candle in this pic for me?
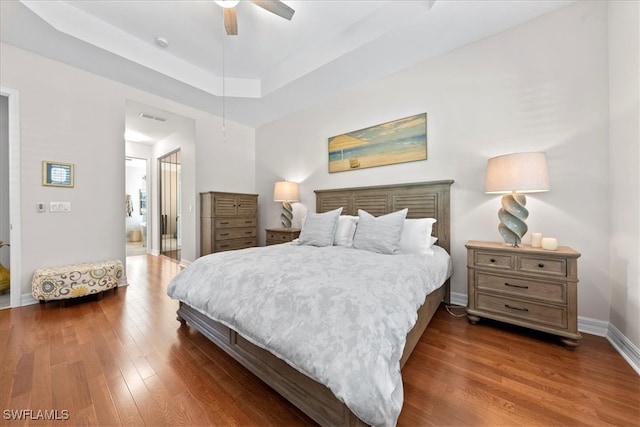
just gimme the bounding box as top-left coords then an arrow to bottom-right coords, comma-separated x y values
531,232 -> 542,248
541,237 -> 558,251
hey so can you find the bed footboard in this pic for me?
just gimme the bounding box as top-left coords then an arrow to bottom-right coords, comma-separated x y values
176,283 -> 444,426
176,302 -> 368,426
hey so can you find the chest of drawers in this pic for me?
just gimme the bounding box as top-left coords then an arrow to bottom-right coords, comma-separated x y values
200,192 -> 258,255
465,240 -> 581,348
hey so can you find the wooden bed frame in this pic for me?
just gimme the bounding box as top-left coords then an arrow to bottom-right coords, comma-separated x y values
177,180 -> 454,426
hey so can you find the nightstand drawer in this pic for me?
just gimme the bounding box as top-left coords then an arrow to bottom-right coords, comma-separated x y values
476,293 -> 567,329
267,231 -> 293,242
476,272 -> 566,303
216,228 -> 257,240
265,228 -> 301,246
475,252 -> 514,270
518,256 -> 566,277
215,218 -> 257,228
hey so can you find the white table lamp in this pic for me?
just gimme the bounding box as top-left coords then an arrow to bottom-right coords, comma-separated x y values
274,181 -> 299,228
485,152 -> 550,246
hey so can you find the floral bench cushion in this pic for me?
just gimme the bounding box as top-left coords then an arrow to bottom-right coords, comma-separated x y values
32,259 -> 123,301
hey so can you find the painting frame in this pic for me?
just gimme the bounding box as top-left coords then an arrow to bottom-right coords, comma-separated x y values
328,113 -> 427,173
42,161 -> 74,188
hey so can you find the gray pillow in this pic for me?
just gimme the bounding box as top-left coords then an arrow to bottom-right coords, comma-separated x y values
353,208 -> 408,254
298,207 -> 343,247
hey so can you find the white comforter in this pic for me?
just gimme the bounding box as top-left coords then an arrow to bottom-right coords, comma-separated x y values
167,243 -> 451,426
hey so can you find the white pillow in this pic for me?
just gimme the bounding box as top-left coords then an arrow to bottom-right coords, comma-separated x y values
297,207 -> 343,247
334,215 -> 359,247
400,218 -> 437,256
352,208 -> 408,254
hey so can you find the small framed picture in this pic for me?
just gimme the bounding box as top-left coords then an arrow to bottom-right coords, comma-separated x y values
42,161 -> 74,188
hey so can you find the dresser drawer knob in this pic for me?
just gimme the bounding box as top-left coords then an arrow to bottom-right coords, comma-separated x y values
538,263 -> 545,268
505,282 -> 529,289
490,258 -> 496,263
505,304 -> 529,312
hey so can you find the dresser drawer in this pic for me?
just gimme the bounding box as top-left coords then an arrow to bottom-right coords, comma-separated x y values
518,256 -> 566,277
476,272 -> 566,303
215,217 -> 257,228
475,251 -> 514,270
215,228 -> 257,240
215,237 -> 257,252
476,293 -> 567,329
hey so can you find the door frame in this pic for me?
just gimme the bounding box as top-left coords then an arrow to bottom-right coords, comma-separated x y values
1,86 -> 22,308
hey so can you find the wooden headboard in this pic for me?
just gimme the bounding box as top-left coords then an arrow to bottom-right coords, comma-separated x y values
315,180 -> 454,253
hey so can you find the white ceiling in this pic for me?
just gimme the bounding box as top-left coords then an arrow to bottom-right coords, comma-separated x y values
1,0 -> 573,141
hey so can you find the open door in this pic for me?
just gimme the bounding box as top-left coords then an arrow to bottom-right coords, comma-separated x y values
159,150 -> 181,261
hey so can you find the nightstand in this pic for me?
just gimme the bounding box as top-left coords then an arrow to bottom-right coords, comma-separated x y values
266,228 -> 301,245
465,240 -> 581,349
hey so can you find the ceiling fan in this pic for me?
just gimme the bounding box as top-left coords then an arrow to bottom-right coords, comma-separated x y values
214,1 -> 295,36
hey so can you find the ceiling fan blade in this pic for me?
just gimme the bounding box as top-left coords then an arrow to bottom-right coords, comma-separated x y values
223,7 -> 238,35
252,0 -> 295,20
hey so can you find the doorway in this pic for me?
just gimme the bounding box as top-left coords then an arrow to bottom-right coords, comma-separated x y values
159,150 -> 181,261
125,157 -> 148,256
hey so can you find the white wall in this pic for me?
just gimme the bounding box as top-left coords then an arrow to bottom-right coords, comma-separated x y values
0,43 -> 255,300
256,1 -> 612,322
609,0 -> 640,350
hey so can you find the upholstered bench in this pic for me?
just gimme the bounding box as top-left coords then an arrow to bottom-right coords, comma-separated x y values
32,259 -> 123,303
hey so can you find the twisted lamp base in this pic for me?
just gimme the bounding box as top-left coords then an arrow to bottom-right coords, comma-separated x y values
280,201 -> 293,229
498,193 -> 528,246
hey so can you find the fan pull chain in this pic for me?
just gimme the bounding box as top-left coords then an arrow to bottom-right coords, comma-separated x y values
221,22 -> 227,143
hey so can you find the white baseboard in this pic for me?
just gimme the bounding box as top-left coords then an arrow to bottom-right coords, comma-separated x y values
607,323 -> 640,376
577,315 -> 608,337
179,259 -> 191,268
20,292 -> 39,306
450,291 -> 467,307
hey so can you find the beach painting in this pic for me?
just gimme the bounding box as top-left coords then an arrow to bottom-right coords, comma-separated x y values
328,113 -> 427,173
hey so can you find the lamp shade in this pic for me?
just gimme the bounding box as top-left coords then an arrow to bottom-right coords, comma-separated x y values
485,152 -> 550,194
273,181 -> 299,202
214,0 -> 239,8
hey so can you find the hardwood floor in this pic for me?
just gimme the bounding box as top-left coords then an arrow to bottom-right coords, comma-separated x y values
1,254 -> 638,426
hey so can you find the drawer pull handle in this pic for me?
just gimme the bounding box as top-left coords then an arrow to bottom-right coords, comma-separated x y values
538,263 -> 545,268
245,221 -> 253,224
490,258 -> 496,263
505,283 -> 529,289
220,244 -> 229,248
220,221 -> 230,225
220,233 -> 229,236
505,304 -> 529,312
245,231 -> 253,235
